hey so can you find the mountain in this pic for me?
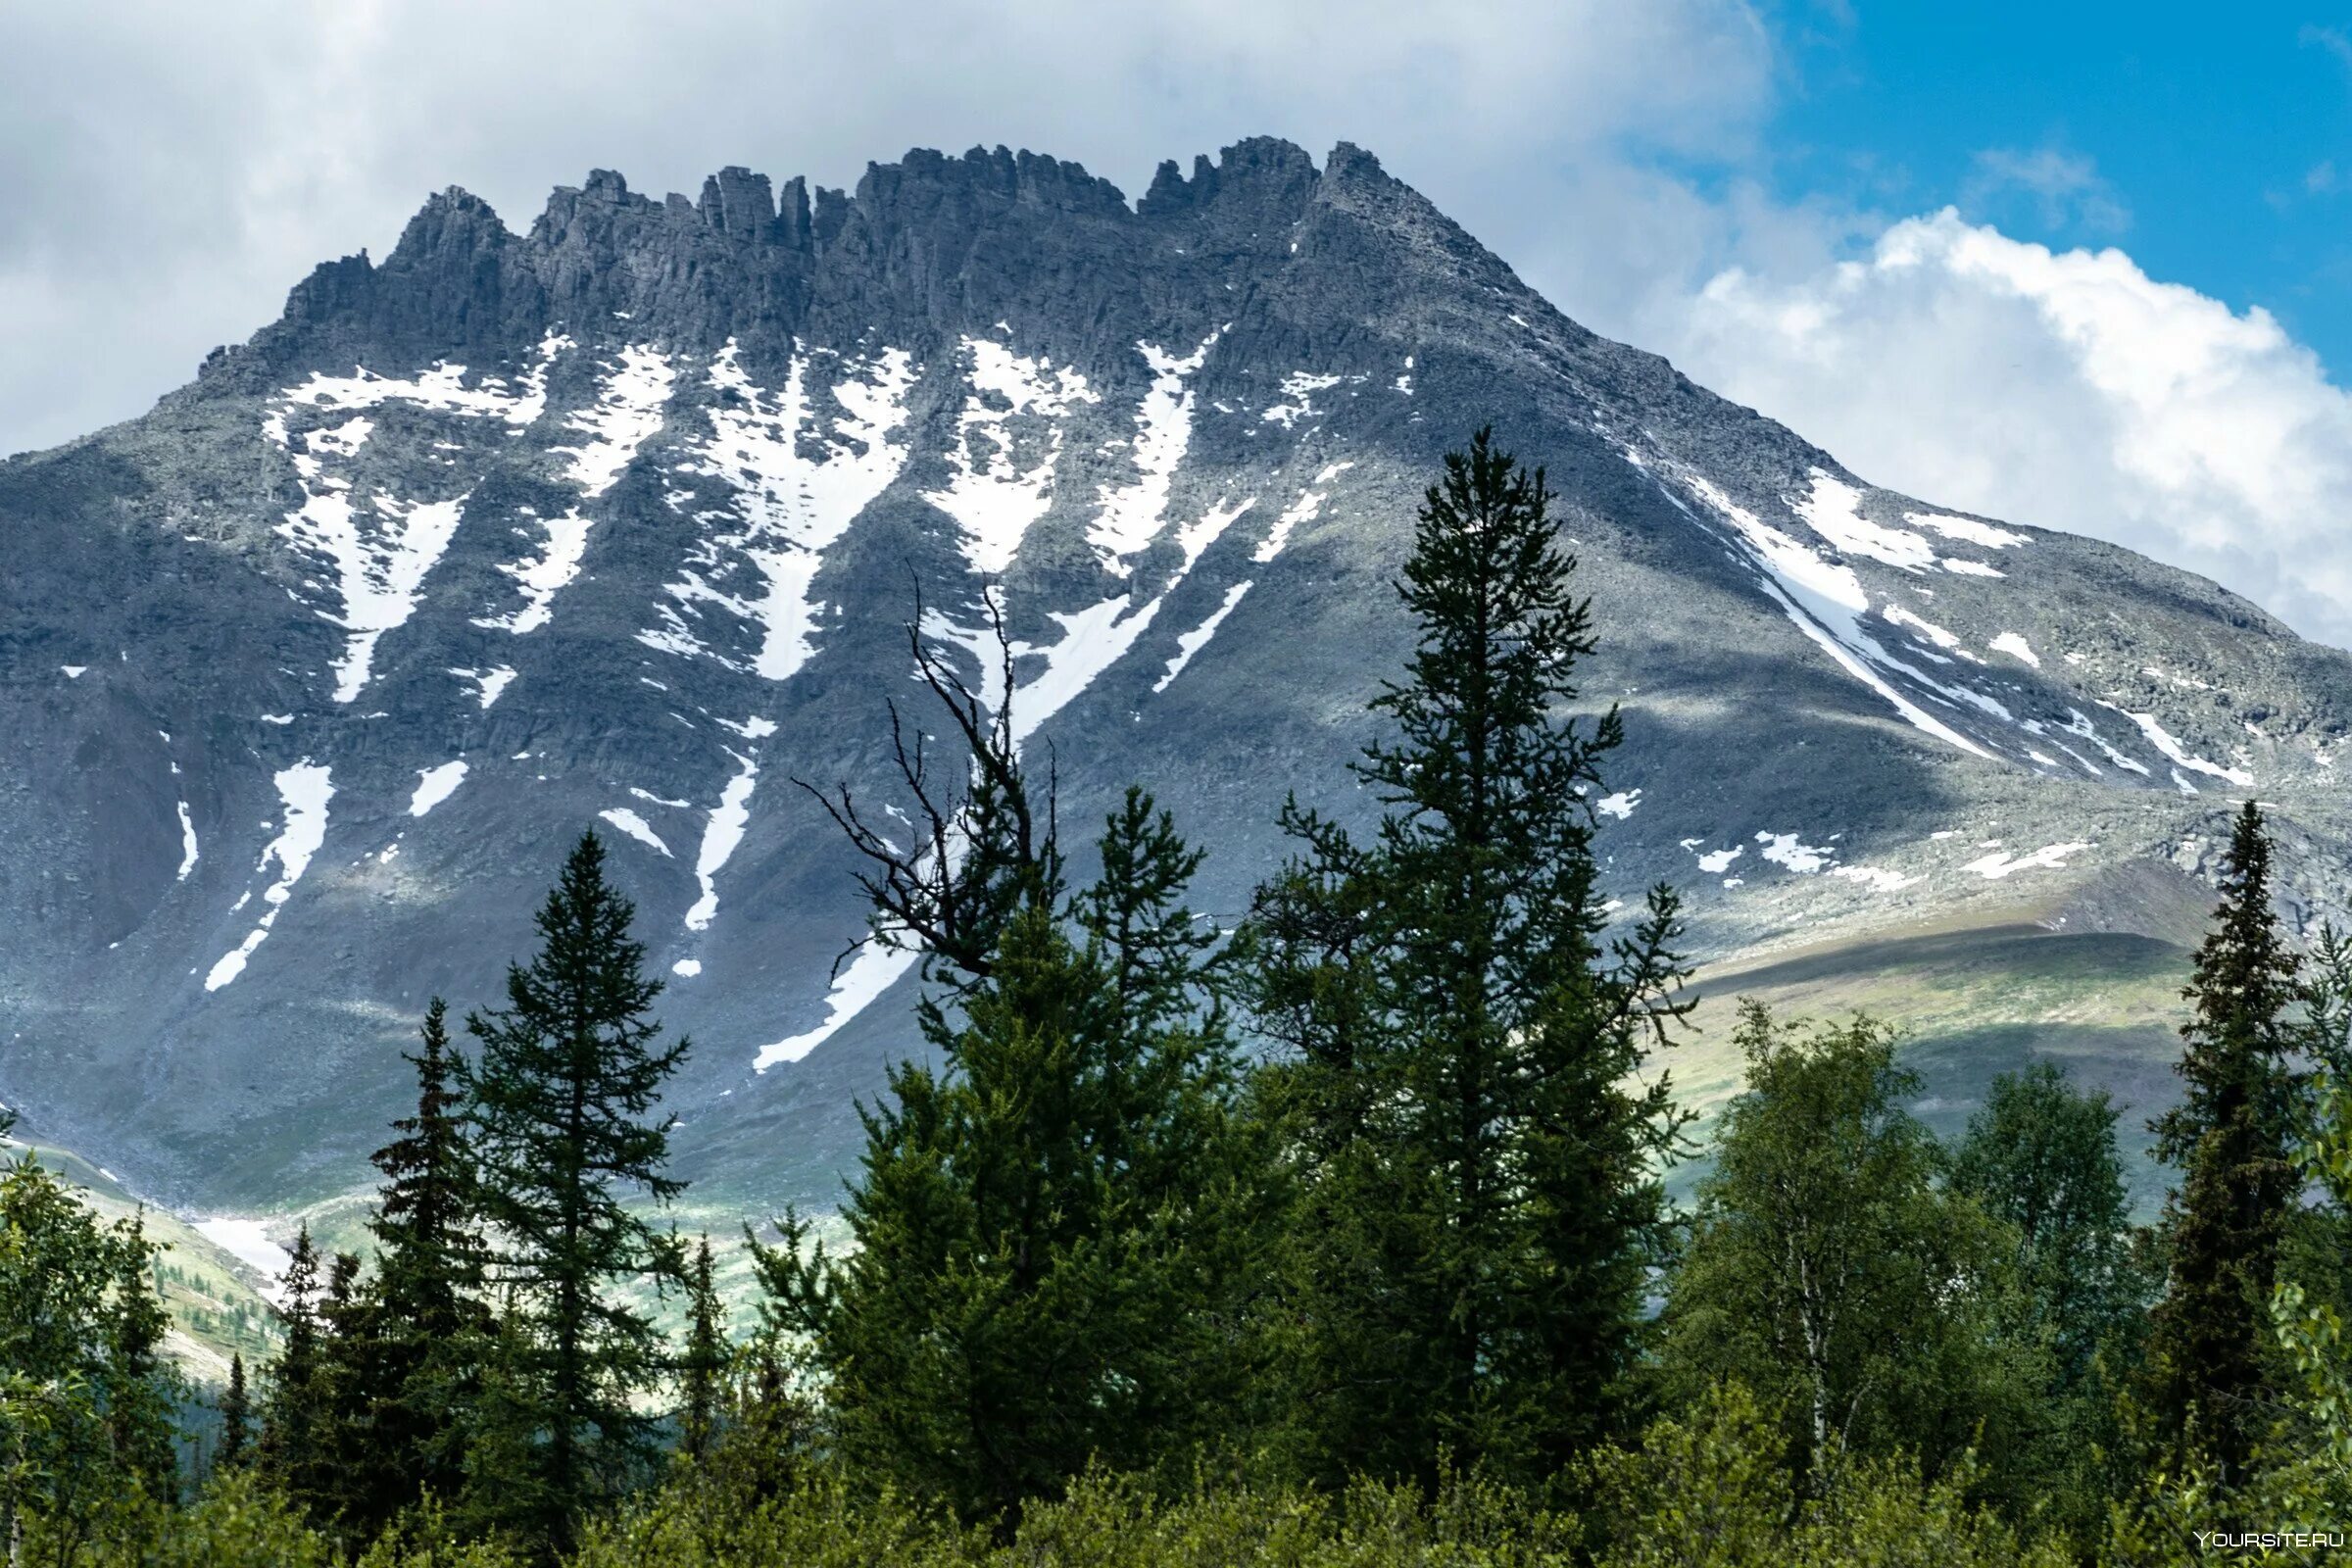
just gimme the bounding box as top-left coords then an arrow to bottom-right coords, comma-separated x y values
5,138 -> 2346,1232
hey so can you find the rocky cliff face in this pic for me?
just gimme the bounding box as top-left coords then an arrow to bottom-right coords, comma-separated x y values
5,138 -> 2347,1219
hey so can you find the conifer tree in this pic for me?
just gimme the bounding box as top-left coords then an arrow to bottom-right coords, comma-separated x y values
771,784 -> 1272,1530
364,997 -> 490,1519
2147,800 -> 2305,1479
1247,427 -> 1689,1489
258,1225 -> 326,1500
102,1215 -> 179,1496
216,1354 -> 251,1474
309,1250 -> 377,1534
463,830 -> 690,1547
678,1237 -> 725,1464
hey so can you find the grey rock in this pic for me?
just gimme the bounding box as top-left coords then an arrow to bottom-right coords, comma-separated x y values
1,137 -> 2341,1222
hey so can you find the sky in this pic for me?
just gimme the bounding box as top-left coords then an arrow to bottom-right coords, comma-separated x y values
8,1 -> 2352,643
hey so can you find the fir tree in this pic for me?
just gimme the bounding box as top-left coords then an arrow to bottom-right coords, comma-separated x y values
1247,427 -> 1689,1489
678,1237 -> 725,1464
216,1353 -> 251,1474
463,830 -> 690,1548
2146,800 -> 2305,1479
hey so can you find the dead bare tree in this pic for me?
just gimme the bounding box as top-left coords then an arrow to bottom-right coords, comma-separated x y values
796,589 -> 1060,990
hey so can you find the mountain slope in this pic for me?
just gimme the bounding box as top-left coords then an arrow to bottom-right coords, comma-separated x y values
3,138 -> 2345,1224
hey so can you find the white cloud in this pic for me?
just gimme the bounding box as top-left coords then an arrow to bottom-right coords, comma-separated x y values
1960,146 -> 2130,233
1653,210 -> 2352,647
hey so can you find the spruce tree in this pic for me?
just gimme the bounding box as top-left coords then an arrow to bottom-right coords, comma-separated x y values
678,1237 -> 725,1464
307,1250 -> 377,1534
770,789 -> 1273,1530
102,1216 -> 179,1496
2146,800 -> 2304,1479
463,830 -> 690,1547
1247,427 -> 1689,1488
216,1353 -> 252,1473
258,1225 -> 326,1501
364,997 -> 490,1519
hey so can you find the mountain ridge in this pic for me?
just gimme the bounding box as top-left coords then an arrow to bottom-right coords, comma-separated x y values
3,135 -> 2345,1229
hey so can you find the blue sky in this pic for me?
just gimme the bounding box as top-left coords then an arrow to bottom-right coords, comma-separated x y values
6,1 -> 2352,640
1760,4 -> 2352,368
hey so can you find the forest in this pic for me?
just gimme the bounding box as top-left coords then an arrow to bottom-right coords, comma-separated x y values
4,430 -> 2346,1566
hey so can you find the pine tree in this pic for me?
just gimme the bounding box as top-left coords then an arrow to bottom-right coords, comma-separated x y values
216,1354 -> 252,1474
678,1237 -> 725,1464
2146,800 -> 2305,1479
1248,427 -> 1689,1489
463,830 -> 690,1548
363,997 -> 490,1521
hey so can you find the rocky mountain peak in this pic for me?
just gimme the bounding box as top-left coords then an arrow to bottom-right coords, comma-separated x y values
9,135 -> 2352,1229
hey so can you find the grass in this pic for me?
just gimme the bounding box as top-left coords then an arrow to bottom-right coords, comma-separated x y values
1667,910 -> 2194,1214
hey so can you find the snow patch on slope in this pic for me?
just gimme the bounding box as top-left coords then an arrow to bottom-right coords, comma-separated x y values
646,343 -> 917,677
1090,331 -> 1219,571
408,760 -> 467,817
551,344 -> 676,497
1908,511 -> 2029,551
193,1219 -> 294,1301
599,808 -> 672,857
757,941 -> 920,1071
1648,464 -> 1995,760
1261,371 -> 1347,428
266,340 -> 570,699
2100,704 -> 2254,786
477,346 -> 677,636
1965,842 -> 2092,878
449,664 -> 516,709
925,338 -> 1096,574
1254,466 -> 1351,564
1989,632 -> 2040,667
1755,831 -> 1836,874
1154,581 -> 1252,693
1175,497 -> 1256,570
205,761 -> 333,991
175,803 -> 200,880
1795,471 -> 1938,571
684,716 -> 774,931
1011,595 -> 1166,746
